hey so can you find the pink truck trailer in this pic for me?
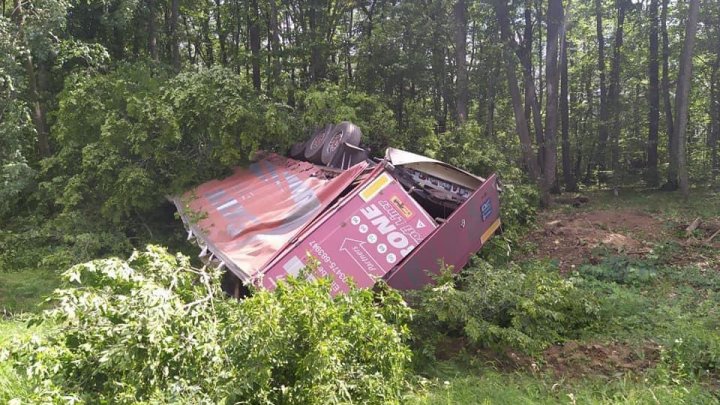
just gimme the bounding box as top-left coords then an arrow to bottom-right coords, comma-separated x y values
174,126 -> 501,296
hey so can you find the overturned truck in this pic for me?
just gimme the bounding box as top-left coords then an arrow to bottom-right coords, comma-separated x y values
174,123 -> 501,296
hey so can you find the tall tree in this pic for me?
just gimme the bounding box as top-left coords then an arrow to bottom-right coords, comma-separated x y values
495,0 -> 540,183
11,0 -> 50,157
519,0 -> 545,169
607,0 -> 626,177
646,0 -> 660,186
170,0 -> 181,71
560,7 -> 576,191
543,0 -> 563,203
674,0 -> 700,197
249,0 -> 262,91
147,0 -> 159,61
593,0 -> 609,175
661,0 -> 677,189
454,0 -> 468,123
268,0 -> 282,89
711,45 -> 720,180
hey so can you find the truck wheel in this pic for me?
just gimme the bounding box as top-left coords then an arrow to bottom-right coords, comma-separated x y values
321,121 -> 363,165
304,124 -> 334,163
289,141 -> 306,159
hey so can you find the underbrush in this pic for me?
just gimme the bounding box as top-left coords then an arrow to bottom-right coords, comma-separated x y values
410,250 -> 720,391
405,359 -> 718,404
2,246 -> 412,404
410,261 -> 601,357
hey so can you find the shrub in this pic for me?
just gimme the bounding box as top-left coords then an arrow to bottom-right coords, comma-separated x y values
5,246 -> 412,404
411,261 -> 599,356
580,256 -> 658,286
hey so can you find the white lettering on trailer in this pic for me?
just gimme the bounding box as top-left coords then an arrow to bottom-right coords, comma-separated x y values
359,203 -> 416,258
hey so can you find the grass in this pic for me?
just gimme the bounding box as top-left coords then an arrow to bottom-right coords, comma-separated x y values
405,360 -> 718,404
1,188 -> 720,403
0,264 -> 57,400
570,188 -> 720,220
407,187 -> 720,403
0,267 -> 60,315
0,319 -> 47,401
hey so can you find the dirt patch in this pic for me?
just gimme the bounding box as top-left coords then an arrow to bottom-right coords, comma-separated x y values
543,341 -> 660,378
525,210 -> 663,272
435,337 -> 660,378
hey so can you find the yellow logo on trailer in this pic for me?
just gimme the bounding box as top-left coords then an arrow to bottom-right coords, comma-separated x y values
360,173 -> 392,202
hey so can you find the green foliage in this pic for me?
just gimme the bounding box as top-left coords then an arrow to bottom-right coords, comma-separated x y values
298,84 -> 401,154
44,64 -> 296,223
580,256 -> 658,286
406,359 -> 719,404
5,246 -> 413,404
412,261 -> 599,355
0,212 -> 132,277
658,316 -> 720,381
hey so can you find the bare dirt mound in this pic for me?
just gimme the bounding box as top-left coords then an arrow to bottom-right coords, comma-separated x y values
543,341 -> 660,378
525,210 -> 663,272
434,337 -> 660,378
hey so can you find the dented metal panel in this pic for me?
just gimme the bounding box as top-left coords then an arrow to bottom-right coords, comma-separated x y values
174,145 -> 502,295
261,171 -> 437,294
385,174 -> 501,290
174,154 -> 367,281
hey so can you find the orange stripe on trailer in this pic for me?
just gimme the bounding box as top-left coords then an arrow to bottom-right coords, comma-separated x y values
481,218 -> 502,244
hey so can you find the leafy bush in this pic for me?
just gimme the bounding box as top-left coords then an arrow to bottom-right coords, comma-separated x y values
580,256 -> 658,286
5,246 -> 412,404
411,261 -> 599,356
654,296 -> 720,381
298,84 -> 400,154
44,64 -> 296,224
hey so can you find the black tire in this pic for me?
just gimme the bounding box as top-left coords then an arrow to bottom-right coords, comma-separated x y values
304,124 -> 333,163
289,141 -> 306,159
320,121 -> 363,165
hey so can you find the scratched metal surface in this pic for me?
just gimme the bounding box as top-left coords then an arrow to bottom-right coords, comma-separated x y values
174,154 -> 366,281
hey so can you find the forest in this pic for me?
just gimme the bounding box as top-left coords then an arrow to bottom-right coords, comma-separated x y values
1,0 -> 720,403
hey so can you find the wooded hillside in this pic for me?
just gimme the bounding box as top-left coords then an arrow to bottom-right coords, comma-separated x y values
3,0 -> 719,220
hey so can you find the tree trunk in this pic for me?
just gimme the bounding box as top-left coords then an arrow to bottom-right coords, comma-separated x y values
607,0 -> 626,178
646,0 -> 660,186
661,0 -> 676,189
454,0 -> 468,123
249,0 -> 262,91
12,0 -> 49,157
215,0 -> 227,65
202,9 -> 214,66
147,0 -> 158,61
594,0 -> 609,173
345,9 -> 353,81
486,64 -> 497,138
674,0 -> 700,198
170,0 -> 180,71
543,0 -> 562,205
495,0 -> 540,183
269,0 -> 282,87
309,0 -> 326,83
560,14 -> 576,192
710,47 -> 720,180
519,0 -> 545,170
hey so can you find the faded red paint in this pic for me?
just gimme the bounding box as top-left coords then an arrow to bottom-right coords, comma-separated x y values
261,171 -> 437,294
174,154 -> 367,282
174,150 -> 502,294
385,173 -> 501,290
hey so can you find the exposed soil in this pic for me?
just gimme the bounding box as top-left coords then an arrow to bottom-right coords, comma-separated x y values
432,202 -> 718,379
543,341 -> 660,378
525,209 -> 663,272
434,337 -> 660,379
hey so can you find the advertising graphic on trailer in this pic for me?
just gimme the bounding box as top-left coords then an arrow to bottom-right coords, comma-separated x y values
262,173 -> 437,294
